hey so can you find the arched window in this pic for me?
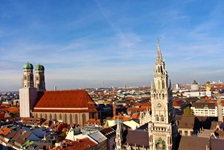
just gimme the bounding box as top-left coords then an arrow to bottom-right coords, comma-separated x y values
162,80 -> 165,89
40,113 -> 42,118
75,114 -> 78,124
156,115 -> 159,121
45,114 -> 47,119
161,115 -> 164,122
82,114 -> 86,125
158,81 -> 161,90
59,114 -> 62,120
160,66 -> 163,73
54,114 -> 57,120
70,114 -> 72,124
35,113 -> 38,118
65,114 -> 67,123
49,114 -> 52,120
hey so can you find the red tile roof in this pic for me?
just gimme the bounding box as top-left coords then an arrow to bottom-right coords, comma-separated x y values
113,114 -> 131,121
0,127 -> 10,136
33,90 -> 97,113
173,100 -> 184,107
131,113 -> 140,119
53,138 -> 97,150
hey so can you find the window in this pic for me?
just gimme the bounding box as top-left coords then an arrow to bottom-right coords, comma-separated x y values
70,114 -> 72,124
161,115 -> 164,121
179,130 -> 182,134
82,114 -> 86,125
75,114 -> 78,124
156,115 -> 159,121
65,114 -> 67,123
162,80 -> 165,89
158,81 -> 161,90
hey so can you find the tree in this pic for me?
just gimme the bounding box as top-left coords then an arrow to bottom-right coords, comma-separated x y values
183,107 -> 193,116
10,110 -> 20,118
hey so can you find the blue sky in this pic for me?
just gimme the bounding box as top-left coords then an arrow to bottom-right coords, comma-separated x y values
0,0 -> 224,91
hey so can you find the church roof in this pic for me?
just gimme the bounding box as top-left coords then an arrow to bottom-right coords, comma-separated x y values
33,90 -> 97,113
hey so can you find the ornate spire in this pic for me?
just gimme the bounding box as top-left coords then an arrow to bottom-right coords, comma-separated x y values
169,79 -> 172,89
157,39 -> 163,61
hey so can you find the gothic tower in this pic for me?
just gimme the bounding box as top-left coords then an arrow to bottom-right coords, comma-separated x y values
35,64 -> 46,91
115,120 -> 122,150
148,40 -> 173,150
22,62 -> 34,88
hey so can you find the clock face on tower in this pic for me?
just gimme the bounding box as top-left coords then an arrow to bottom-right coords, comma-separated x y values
157,102 -> 162,108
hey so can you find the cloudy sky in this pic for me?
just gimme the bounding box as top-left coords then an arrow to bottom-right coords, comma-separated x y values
0,0 -> 224,91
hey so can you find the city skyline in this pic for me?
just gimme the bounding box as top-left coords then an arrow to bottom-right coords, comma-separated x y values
0,0 -> 224,91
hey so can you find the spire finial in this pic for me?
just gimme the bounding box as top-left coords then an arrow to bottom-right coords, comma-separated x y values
157,38 -> 163,61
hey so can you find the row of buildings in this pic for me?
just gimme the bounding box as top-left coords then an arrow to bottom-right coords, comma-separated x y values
0,40 -> 222,149
17,40 -> 178,149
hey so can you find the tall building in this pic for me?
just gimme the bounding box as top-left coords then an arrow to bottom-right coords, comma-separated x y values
115,40 -> 177,150
35,64 -> 46,91
149,40 -> 174,150
20,62 -> 38,117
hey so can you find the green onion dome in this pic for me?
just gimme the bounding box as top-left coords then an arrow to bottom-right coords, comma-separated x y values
23,62 -> 33,69
35,64 -> 45,71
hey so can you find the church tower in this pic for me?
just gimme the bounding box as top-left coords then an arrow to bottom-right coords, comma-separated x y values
148,40 -> 173,150
35,64 -> 46,91
20,62 -> 37,118
22,62 -> 34,88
